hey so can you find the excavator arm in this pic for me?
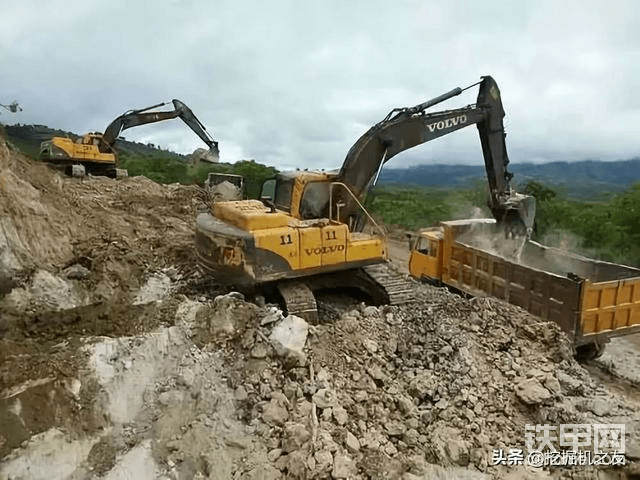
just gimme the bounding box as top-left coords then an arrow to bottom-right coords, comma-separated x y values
336,76 -> 535,234
101,99 -> 219,159
338,104 -> 485,199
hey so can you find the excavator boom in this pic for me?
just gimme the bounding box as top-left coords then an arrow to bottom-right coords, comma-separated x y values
339,105 -> 485,200
336,75 -> 534,234
102,99 -> 219,160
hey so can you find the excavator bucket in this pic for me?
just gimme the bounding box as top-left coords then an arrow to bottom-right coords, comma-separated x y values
515,195 -> 536,234
500,193 -> 537,237
208,144 -> 220,162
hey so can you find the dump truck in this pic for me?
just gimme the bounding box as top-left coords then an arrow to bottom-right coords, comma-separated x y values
409,219 -> 640,359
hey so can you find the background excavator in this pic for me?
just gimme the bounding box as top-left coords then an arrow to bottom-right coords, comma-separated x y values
195,76 -> 535,320
0,101 -> 22,114
39,99 -> 219,178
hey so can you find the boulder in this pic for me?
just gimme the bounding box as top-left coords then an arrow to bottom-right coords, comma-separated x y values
515,378 -> 552,405
269,315 -> 309,364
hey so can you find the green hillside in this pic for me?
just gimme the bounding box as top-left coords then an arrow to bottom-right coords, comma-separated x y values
368,181 -> 640,267
1,123 -> 278,198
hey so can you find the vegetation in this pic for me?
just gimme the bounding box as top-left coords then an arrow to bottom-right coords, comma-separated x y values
524,180 -> 640,267
2,125 -> 638,265
368,180 -> 640,267
366,181 -> 490,230
119,152 -> 278,198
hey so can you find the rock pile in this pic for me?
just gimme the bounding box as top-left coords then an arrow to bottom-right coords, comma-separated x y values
193,285 -> 639,479
2,256 -> 639,480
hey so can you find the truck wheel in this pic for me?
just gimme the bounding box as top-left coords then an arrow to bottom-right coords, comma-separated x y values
575,342 -> 606,362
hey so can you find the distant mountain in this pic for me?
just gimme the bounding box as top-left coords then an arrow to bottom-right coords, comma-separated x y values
378,159 -> 640,198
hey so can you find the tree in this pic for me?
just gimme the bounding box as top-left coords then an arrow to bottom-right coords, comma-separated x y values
525,181 -> 557,202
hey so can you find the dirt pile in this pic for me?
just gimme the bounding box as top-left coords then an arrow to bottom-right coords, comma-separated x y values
4,285 -> 630,479
0,133 -> 209,320
0,133 -> 213,462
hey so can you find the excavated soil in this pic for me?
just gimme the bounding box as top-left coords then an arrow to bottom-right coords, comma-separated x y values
1,134 -> 640,479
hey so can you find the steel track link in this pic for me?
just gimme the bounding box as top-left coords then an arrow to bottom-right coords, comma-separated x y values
277,281 -> 318,322
361,264 -> 416,305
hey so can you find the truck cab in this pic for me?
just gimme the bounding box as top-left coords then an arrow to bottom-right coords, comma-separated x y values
409,219 -> 498,284
408,228 -> 444,282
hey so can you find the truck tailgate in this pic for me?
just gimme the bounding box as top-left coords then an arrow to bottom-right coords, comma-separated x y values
581,277 -> 640,336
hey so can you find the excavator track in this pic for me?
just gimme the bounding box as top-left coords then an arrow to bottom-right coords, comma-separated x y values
276,264 -> 415,322
361,264 -> 416,305
276,281 -> 318,322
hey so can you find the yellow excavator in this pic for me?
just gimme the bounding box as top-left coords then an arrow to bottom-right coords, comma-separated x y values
195,76 -> 534,320
40,99 -> 219,177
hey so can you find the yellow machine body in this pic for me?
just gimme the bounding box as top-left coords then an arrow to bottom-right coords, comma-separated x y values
196,171 -> 387,284
41,134 -> 116,164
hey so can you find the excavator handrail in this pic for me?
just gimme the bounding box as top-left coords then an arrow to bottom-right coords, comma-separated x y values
328,181 -> 386,238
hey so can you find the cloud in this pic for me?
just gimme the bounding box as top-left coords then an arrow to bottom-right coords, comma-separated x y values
1,0 -> 639,170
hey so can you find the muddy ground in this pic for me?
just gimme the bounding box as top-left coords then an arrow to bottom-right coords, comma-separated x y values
1,134 -> 640,479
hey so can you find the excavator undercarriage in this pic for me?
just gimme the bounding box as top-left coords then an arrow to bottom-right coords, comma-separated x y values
273,265 -> 416,322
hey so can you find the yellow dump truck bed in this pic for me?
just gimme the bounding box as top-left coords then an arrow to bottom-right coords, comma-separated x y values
445,231 -> 640,346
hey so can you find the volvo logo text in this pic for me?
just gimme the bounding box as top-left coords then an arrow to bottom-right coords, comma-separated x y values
426,115 -> 467,133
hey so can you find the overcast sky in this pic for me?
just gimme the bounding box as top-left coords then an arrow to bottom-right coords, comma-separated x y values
2,0 -> 639,170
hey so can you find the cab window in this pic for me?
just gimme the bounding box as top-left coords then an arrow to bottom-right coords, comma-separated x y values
274,178 -> 293,213
300,182 -> 330,219
260,178 -> 276,200
417,237 -> 438,257
416,237 -> 430,254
